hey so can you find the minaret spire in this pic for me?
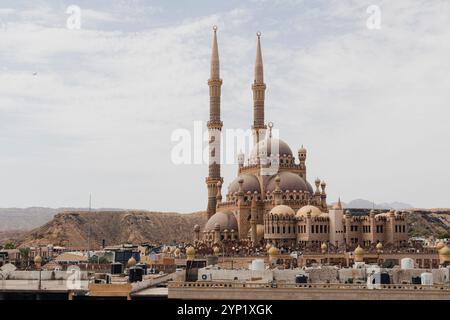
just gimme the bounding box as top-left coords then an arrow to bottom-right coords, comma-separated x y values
211,26 -> 220,80
206,25 -> 223,219
252,32 -> 267,147
254,32 -> 264,84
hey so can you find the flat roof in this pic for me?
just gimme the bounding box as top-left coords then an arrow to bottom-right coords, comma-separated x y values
0,280 -> 89,292
132,286 -> 168,297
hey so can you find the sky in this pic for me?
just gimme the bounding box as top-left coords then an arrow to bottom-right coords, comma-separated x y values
0,0 -> 449,212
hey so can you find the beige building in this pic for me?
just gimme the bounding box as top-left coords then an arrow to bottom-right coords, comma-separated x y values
194,28 -> 408,250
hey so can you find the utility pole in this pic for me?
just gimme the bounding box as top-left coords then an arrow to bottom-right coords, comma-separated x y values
87,194 -> 91,259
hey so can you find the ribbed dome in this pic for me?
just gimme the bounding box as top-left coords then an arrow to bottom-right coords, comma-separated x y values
265,171 -> 309,193
127,256 -> 136,267
296,205 -> 323,218
439,245 -> 450,256
268,246 -> 279,256
204,211 -> 238,232
228,174 -> 261,194
270,205 -> 295,216
250,138 -> 293,159
436,242 -> 446,250
354,245 -> 364,256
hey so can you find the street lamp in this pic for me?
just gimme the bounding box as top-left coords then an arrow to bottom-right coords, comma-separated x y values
34,255 -> 42,290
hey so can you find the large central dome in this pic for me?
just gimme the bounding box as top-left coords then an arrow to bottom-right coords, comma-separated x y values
250,138 -> 293,159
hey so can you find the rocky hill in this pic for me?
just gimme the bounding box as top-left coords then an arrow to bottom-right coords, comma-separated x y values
341,199 -> 413,210
0,207 -> 60,231
17,210 -> 207,248
6,208 -> 450,248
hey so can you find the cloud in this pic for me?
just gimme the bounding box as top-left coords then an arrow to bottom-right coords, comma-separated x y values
0,0 -> 449,211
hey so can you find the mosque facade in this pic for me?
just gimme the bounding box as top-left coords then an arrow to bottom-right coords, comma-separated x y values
193,27 -> 409,250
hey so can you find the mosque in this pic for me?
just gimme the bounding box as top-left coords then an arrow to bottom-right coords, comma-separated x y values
193,27 -> 408,250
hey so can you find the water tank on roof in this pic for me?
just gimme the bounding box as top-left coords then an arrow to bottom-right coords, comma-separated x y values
111,262 -> 123,274
401,258 -> 414,269
136,263 -> 147,275
420,272 -> 433,285
251,259 -> 265,272
411,276 -> 421,284
295,275 -> 308,284
128,266 -> 144,282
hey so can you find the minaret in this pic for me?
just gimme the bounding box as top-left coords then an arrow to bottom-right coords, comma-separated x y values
206,26 -> 223,219
252,32 -> 267,146
250,192 -> 258,244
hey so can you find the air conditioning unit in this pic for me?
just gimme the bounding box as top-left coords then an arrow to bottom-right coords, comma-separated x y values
199,273 -> 212,281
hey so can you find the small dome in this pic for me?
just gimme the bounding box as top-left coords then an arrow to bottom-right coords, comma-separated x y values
296,205 -> 323,218
354,245 -> 364,262
34,255 -> 42,264
194,224 -> 200,232
228,174 -> 261,194
213,247 -> 220,253
270,205 -> 295,216
436,242 -> 446,250
186,246 -> 195,255
376,242 -> 383,250
127,256 -> 137,267
204,211 -> 238,232
266,171 -> 310,193
268,246 -> 279,256
250,138 -> 293,159
439,245 -> 450,256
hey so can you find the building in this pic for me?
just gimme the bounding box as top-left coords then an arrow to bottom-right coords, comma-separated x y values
194,27 -> 408,249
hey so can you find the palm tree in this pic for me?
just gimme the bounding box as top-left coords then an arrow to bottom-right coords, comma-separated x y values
18,248 -> 30,269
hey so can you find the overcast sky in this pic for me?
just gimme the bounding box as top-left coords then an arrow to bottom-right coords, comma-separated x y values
0,0 -> 449,211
